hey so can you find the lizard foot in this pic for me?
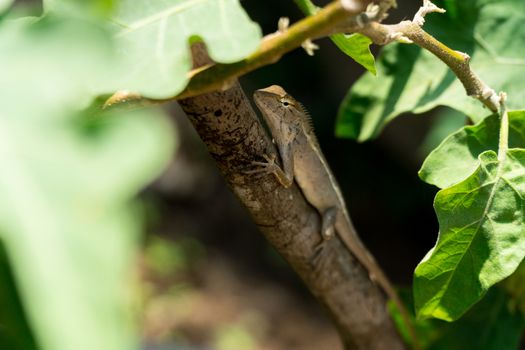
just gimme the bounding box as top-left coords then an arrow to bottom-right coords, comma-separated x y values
310,239 -> 334,274
243,154 -> 279,177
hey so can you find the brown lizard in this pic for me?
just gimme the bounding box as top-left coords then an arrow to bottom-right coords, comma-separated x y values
250,85 -> 416,345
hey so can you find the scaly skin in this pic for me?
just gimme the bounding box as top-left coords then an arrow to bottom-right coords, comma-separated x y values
252,85 -> 415,345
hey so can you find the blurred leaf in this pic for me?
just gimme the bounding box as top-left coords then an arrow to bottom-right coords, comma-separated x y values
144,237 -> 187,277
293,0 -> 317,14
337,0 -> 525,141
44,0 -> 116,18
414,150 -> 525,321
392,287 -> 524,350
426,289 -> 524,350
110,0 -> 261,98
144,237 -> 205,277
419,111 -> 525,188
0,0 -> 13,14
502,260 -> 525,316
0,15 -> 174,350
214,324 -> 256,350
0,241 -> 38,350
0,16 -> 117,115
293,0 -> 376,73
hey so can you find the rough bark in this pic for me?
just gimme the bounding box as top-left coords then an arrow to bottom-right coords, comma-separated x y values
177,44 -> 406,350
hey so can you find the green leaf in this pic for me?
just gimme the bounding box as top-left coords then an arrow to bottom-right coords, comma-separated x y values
0,0 -> 13,14
419,111 -> 525,189
0,242 -> 38,350
0,16 -> 174,350
337,0 -> 525,141
419,108 -> 467,158
110,0 -> 262,98
293,0 -> 317,14
44,0 -> 116,18
293,0 -> 376,74
414,149 -> 525,321
0,16 -> 118,115
331,33 -> 376,75
0,108 -> 174,350
390,287 -> 525,350
425,287 -> 525,350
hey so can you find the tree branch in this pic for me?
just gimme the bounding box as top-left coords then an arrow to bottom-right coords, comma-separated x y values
104,0 -> 370,108
356,2 -> 502,112
106,0 -> 502,117
176,43 -> 407,350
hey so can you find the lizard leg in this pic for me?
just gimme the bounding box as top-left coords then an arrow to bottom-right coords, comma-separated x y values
245,153 -> 293,188
320,206 -> 338,240
311,207 -> 338,267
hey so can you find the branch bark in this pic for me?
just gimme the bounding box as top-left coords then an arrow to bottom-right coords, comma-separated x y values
177,43 -> 406,350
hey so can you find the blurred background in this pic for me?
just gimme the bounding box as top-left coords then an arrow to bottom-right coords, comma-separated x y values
140,1 -> 467,349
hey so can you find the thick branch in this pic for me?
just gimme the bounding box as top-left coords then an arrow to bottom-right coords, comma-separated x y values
176,44 -> 407,350
105,0 -> 370,108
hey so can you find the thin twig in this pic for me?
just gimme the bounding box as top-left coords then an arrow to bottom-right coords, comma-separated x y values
356,2 -> 501,112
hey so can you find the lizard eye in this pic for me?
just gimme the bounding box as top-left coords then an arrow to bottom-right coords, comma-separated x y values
281,99 -> 292,107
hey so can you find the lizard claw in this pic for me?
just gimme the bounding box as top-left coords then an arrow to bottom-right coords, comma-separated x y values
243,154 -> 278,176
310,241 -> 324,268
310,239 -> 333,273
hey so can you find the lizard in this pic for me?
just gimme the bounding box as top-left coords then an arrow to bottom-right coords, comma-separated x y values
249,85 -> 416,344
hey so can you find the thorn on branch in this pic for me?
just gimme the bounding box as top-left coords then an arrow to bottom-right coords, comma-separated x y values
413,0 -> 445,26
278,17 -> 290,33
302,39 -> 320,56
376,0 -> 397,21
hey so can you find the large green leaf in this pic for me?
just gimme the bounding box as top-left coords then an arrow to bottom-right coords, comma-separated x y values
419,111 -> 525,189
110,0 -> 261,98
293,0 -> 376,74
0,109 -> 173,350
0,16 -> 174,350
337,0 -> 525,141
414,149 -> 525,321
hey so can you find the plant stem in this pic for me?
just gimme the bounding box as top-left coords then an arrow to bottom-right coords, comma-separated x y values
293,0 -> 318,15
358,21 -> 501,113
498,93 -> 509,162
105,0 -> 368,108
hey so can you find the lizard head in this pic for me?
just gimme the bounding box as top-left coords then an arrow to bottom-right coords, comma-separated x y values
253,85 -> 303,136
